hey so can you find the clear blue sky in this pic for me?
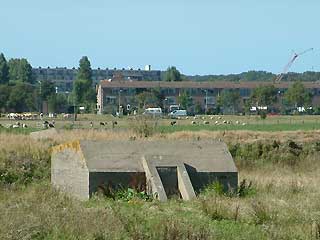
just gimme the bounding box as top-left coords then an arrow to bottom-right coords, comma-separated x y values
1,0 -> 319,75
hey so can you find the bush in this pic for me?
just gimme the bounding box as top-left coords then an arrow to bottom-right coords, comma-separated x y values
129,116 -> 157,137
0,142 -> 51,185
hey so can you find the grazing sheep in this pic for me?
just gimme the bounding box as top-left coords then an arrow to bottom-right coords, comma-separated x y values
235,120 -> 240,124
215,121 -> 219,125
90,121 -> 93,128
201,116 -> 205,120
170,121 -> 177,126
191,121 -> 196,125
12,124 -> 20,129
22,123 -> 27,128
99,122 -> 105,126
218,116 -> 222,120
185,116 -> 189,120
210,116 -> 214,120
48,123 -> 55,128
112,121 -> 118,128
242,122 -> 247,126
223,120 -> 227,124
203,121 -> 209,125
193,116 -> 198,120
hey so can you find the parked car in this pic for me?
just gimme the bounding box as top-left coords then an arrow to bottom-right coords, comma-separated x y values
143,108 -> 162,117
168,109 -> 187,118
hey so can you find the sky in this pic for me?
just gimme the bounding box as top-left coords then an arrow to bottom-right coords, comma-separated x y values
1,0 -> 319,75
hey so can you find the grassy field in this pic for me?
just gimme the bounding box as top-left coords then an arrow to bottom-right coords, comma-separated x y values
0,129 -> 320,239
2,114 -> 320,133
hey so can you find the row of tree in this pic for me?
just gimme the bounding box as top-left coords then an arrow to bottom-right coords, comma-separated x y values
216,82 -> 313,115
0,53 -> 96,113
187,70 -> 320,82
128,81 -> 314,115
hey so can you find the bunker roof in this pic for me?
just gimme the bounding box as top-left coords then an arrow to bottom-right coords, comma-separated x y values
52,139 -> 237,173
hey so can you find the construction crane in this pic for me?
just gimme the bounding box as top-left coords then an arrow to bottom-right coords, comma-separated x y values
274,48 -> 314,83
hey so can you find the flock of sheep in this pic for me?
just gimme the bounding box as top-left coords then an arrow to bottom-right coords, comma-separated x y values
170,116 -> 247,126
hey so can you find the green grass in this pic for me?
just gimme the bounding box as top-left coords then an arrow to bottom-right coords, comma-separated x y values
157,122 -> 320,133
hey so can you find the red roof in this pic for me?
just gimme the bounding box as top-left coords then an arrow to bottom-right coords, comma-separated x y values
99,80 -> 320,89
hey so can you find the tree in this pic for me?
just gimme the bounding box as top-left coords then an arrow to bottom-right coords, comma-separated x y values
77,56 -> 92,84
178,90 -> 192,110
219,89 -> 241,114
73,56 -> 95,108
40,80 -> 55,101
48,93 -> 68,113
7,83 -> 37,112
164,66 -> 181,82
284,81 -> 312,107
136,89 -> 164,109
0,53 -> 9,84
0,85 -> 11,112
250,85 -> 277,107
8,58 -> 33,83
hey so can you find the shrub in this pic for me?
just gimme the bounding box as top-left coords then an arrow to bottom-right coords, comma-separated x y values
129,116 -> 156,137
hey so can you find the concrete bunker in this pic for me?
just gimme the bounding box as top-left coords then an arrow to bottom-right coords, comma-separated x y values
51,139 -> 238,201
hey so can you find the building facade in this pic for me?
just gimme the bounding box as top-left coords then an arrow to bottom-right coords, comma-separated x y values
32,66 -> 161,92
97,78 -> 320,114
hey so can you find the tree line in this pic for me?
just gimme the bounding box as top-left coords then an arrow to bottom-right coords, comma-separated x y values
187,70 -> 320,82
0,53 -> 96,113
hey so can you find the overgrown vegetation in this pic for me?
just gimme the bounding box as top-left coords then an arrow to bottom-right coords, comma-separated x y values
0,131 -> 320,239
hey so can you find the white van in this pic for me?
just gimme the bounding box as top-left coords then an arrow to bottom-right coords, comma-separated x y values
168,109 -> 187,118
143,108 -> 162,116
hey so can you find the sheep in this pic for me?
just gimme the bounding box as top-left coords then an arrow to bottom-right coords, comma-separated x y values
210,116 -> 214,120
112,121 -> 118,128
203,121 -> 209,125
48,123 -> 55,128
223,120 -> 227,124
185,116 -> 189,120
90,121 -> 93,128
218,116 -> 222,120
193,116 -> 198,120
242,122 -> 247,126
22,123 -> 27,128
170,121 -> 177,126
201,116 -> 205,120
215,121 -> 219,125
99,122 -> 105,126
191,121 -> 196,125
235,120 -> 240,125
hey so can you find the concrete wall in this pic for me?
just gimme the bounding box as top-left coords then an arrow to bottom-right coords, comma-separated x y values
51,149 -> 89,200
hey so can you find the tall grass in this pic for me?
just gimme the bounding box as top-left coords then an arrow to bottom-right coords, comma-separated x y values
0,130 -> 320,239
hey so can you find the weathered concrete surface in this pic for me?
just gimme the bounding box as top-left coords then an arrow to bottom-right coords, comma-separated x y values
51,139 -> 238,200
30,128 -> 58,140
142,155 -> 196,201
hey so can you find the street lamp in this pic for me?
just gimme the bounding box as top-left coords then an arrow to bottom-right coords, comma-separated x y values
118,89 -> 123,115
202,89 -> 208,114
164,98 -> 168,114
38,81 -> 42,113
